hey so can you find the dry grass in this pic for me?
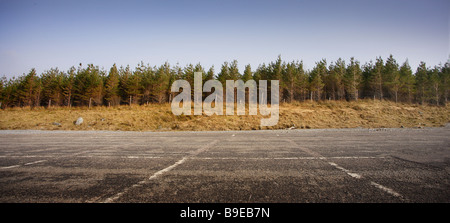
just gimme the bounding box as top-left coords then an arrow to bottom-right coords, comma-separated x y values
0,100 -> 448,131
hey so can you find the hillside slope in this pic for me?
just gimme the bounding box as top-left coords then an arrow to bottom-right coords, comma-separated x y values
0,100 -> 448,131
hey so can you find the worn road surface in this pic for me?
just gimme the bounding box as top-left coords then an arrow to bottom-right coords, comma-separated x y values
0,127 -> 449,203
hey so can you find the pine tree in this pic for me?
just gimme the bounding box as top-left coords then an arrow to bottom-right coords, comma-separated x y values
344,57 -> 362,101
242,64 -> 252,82
126,67 -> 143,105
105,64 -> 121,106
268,56 -> 284,102
282,61 -> 304,102
19,68 -> 40,107
41,68 -> 64,106
295,61 -> 309,101
399,60 -> 415,103
229,60 -> 241,80
373,57 -> 384,100
118,65 -> 132,104
63,66 -> 76,107
270,55 -> 283,81
205,66 -> 215,81
415,62 -> 428,104
309,60 -> 326,101
153,62 -> 172,103
74,64 -> 104,106
384,55 -> 400,103
428,66 -> 440,105
217,62 -> 230,86
2,77 -> 20,107
361,61 -> 373,99
328,58 -> 346,100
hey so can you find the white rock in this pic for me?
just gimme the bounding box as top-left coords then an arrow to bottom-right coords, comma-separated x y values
75,117 -> 83,125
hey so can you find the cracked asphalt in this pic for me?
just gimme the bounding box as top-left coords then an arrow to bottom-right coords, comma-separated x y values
0,127 -> 449,203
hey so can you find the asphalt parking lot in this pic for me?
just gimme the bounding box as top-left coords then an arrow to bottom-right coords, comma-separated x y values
0,127 -> 449,203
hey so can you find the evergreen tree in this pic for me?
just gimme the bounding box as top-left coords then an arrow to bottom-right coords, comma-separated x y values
295,61 -> 309,101
384,55 -> 400,102
282,61 -> 304,102
105,63 -> 121,106
126,66 -> 143,104
269,56 -> 285,102
428,66 -> 440,105
41,68 -> 64,106
73,64 -> 104,106
205,66 -> 215,81
373,57 -> 384,100
19,68 -> 40,107
415,61 -> 428,104
327,58 -> 346,100
344,57 -> 362,101
2,77 -> 20,107
63,66 -> 76,107
269,55 -> 283,81
217,62 -> 230,85
399,60 -> 415,103
119,65 -> 132,104
361,61 -> 374,99
242,64 -> 252,82
309,60 -> 326,101
153,62 -> 172,103
229,60 -> 241,80
253,64 -> 264,83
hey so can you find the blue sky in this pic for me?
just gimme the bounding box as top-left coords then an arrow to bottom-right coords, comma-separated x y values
0,0 -> 448,78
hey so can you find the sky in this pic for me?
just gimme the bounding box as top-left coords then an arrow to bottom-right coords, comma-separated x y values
0,0 -> 449,78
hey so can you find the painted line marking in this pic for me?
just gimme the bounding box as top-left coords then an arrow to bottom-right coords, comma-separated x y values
328,161 -> 362,179
24,160 -> 47,166
0,165 -> 21,170
100,140 -> 219,203
148,157 -> 187,180
0,159 -> 47,170
286,139 -> 407,201
370,182 -> 404,199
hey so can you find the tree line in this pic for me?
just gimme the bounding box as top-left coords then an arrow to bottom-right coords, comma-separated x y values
0,55 -> 448,108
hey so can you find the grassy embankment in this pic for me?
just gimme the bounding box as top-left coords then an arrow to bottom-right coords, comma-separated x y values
0,100 -> 448,131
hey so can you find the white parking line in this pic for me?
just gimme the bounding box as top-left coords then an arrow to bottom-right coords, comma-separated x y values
24,160 -> 47,166
0,160 -> 47,170
101,140 -> 219,203
287,139 -> 407,201
328,162 -> 362,179
370,182 -> 404,199
0,165 -> 21,170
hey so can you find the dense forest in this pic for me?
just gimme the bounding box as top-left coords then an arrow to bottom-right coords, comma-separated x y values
0,55 -> 448,108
